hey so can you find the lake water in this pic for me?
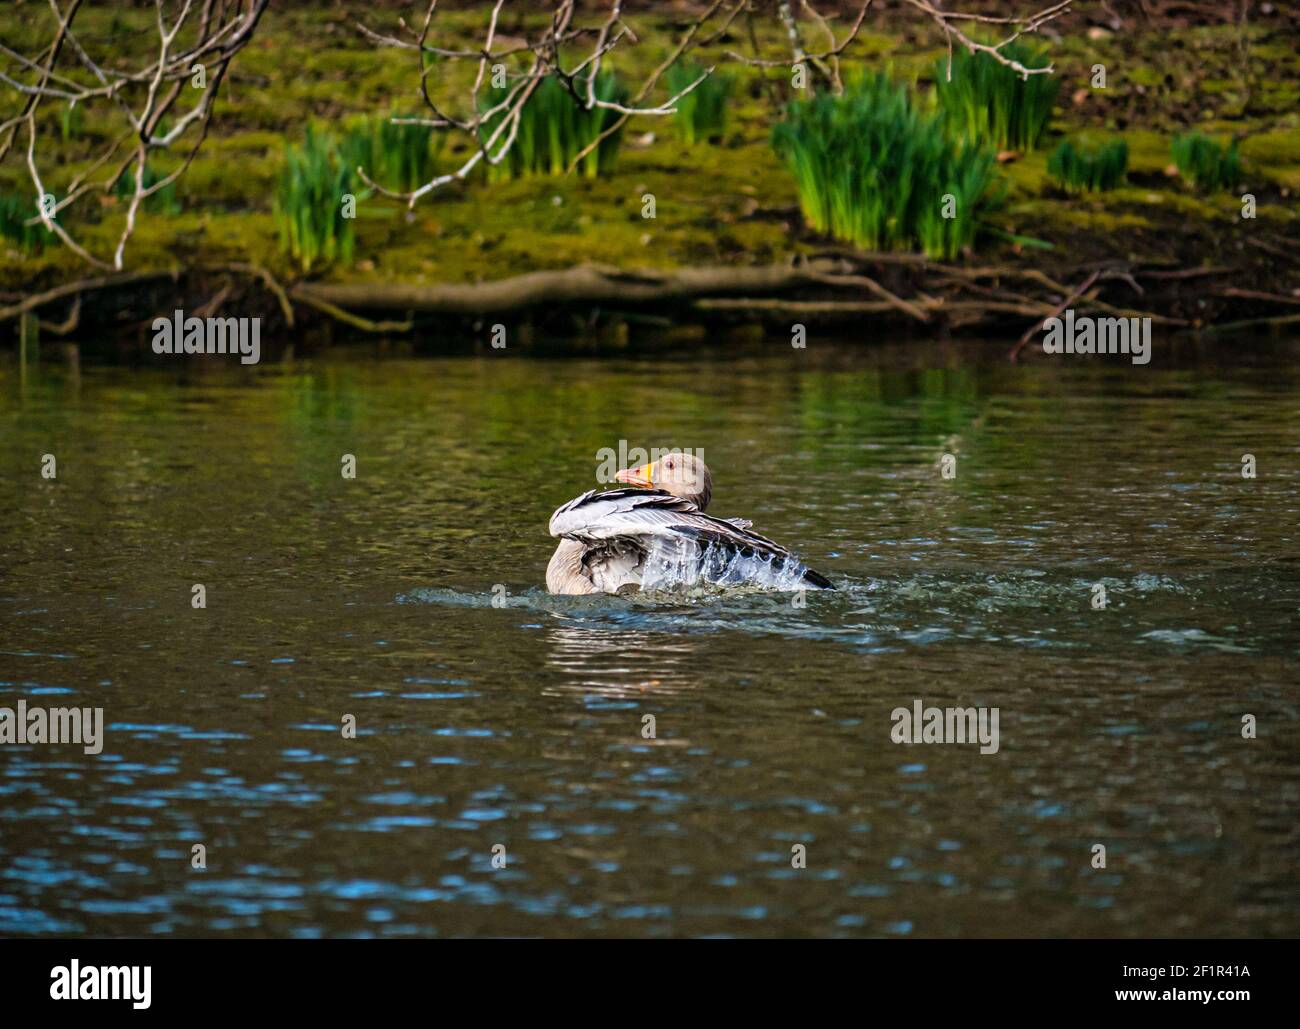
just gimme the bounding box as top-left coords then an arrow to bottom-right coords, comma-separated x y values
2,337 -> 1297,938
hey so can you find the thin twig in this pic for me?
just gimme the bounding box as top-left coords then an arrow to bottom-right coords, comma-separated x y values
1009,268 -> 1101,362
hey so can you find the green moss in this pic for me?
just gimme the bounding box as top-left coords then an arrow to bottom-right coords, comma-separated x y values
1259,167 -> 1300,192
1023,202 -> 1154,233
1126,66 -> 1165,88
999,151 -> 1050,195
1250,42 -> 1299,62
1198,79 -> 1237,96
1120,129 -> 1175,175
1240,129 -> 1300,190
1108,187 -> 1227,222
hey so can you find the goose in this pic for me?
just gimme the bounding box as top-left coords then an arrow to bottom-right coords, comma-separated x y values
546,452 -> 834,595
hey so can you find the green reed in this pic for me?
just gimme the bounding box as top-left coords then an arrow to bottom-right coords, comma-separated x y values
1171,132 -> 1242,191
274,124 -> 357,271
480,73 -> 627,180
60,103 -> 83,142
1047,139 -> 1129,192
666,62 -> 735,145
0,192 -> 43,254
111,162 -> 180,215
934,42 -> 1059,152
772,73 -> 1000,260
340,114 -> 440,193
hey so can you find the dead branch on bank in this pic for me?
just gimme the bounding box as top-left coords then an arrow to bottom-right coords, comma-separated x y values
0,268 -> 181,322
35,293 -> 81,335
1216,288 -> 1300,307
5,248 -> 1224,348
290,262 -> 847,316
1009,268 -> 1100,362
288,290 -> 413,335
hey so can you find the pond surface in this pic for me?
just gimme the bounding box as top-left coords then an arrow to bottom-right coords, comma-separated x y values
1,337 -> 1297,938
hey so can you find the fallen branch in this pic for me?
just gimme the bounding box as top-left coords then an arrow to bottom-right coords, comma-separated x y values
288,289 -> 413,334
1245,236 -> 1300,263
289,261 -> 844,316
35,295 -> 81,336
0,269 -> 180,323
696,297 -> 1048,320
0,251 -> 1256,345
1138,266 -> 1235,280
206,262 -> 295,328
1215,287 -> 1300,306
192,282 -> 234,320
812,272 -> 932,322
1009,268 -> 1101,362
1200,312 -> 1300,334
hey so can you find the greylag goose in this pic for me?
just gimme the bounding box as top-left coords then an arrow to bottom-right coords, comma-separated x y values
546,453 -> 834,595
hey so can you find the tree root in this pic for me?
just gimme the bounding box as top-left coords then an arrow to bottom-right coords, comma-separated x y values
0,269 -> 180,324
288,261 -> 845,316
209,263 -> 295,328
288,289 -> 413,334
0,253 -> 1275,349
1009,269 -> 1101,363
36,294 -> 81,336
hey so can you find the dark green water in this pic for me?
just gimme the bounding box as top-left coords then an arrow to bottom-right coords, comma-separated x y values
1,339 -> 1297,938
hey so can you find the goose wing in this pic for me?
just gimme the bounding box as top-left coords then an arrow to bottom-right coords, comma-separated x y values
549,488 -> 793,561
549,488 -> 835,591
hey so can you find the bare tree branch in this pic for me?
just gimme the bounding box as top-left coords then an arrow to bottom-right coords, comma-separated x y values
356,0 -> 732,207
0,0 -> 269,269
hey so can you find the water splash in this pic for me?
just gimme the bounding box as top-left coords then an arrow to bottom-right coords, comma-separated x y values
391,570 -> 1279,655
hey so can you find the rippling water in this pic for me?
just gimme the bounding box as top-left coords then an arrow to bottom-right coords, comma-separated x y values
1,338 -> 1297,937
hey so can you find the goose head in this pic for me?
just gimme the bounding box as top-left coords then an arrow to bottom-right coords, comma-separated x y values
615,452 -> 712,511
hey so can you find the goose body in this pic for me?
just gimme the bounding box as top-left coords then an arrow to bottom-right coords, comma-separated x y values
545,465 -> 834,596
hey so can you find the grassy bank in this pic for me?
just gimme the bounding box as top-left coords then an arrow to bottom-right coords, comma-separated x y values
2,3 -> 1298,333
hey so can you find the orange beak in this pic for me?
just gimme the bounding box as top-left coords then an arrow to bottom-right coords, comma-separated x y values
615,463 -> 655,488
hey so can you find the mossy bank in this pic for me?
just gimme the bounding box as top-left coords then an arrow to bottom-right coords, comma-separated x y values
2,2 -> 1298,343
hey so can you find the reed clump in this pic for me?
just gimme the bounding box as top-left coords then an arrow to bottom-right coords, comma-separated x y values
1171,132 -> 1242,191
0,192 -> 43,254
480,73 -> 627,180
111,163 -> 180,215
274,124 -> 357,271
772,73 -> 999,259
340,114 -> 440,193
934,42 -> 1059,152
1047,139 -> 1129,192
666,62 -> 735,145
